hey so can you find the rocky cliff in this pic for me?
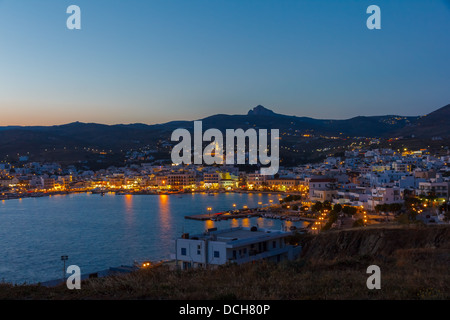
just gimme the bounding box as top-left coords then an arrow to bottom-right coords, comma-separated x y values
299,225 -> 450,261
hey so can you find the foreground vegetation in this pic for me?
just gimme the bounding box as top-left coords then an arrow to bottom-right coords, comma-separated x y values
1,225 -> 449,300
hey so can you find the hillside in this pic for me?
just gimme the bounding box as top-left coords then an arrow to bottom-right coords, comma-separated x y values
2,104 -> 447,165
394,104 -> 450,138
299,224 -> 450,260
1,225 -> 449,300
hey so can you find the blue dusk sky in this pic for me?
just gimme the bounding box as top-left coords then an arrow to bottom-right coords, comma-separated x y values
0,0 -> 449,125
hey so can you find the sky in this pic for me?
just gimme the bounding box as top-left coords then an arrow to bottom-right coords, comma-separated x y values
0,0 -> 449,125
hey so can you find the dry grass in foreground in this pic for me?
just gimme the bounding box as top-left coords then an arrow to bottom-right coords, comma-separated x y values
1,225 -> 450,300
1,248 -> 449,300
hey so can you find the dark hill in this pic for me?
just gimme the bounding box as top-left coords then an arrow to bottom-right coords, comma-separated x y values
247,105 -> 279,116
394,104 -> 450,138
0,104 -> 448,162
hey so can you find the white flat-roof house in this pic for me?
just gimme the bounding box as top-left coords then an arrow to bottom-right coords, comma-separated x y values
173,227 -> 301,270
417,181 -> 449,200
365,186 -> 403,211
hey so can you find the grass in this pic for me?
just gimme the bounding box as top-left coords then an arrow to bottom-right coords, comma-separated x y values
1,225 -> 450,300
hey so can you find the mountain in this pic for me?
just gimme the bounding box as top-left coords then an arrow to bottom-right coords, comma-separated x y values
394,104 -> 450,138
0,104 -> 448,165
247,105 -> 279,116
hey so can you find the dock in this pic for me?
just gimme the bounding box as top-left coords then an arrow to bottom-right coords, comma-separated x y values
185,210 -> 262,221
186,209 -> 319,224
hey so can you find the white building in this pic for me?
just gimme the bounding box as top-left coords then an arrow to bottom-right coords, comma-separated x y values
366,187 -> 403,211
246,173 -> 267,187
173,227 -> 301,270
417,181 -> 449,199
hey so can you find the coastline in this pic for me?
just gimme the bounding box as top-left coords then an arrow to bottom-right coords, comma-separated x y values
0,188 -> 289,202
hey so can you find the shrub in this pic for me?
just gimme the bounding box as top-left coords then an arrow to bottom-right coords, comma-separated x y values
352,219 -> 364,227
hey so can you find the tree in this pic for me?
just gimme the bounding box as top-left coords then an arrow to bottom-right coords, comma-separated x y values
396,211 -> 418,224
404,196 -> 421,211
323,200 -> 332,211
285,231 -> 304,245
333,203 -> 342,213
321,210 -> 339,231
353,219 -> 364,228
342,205 -> 357,215
300,205 -> 309,212
389,203 -> 402,212
426,191 -> 438,201
312,201 -> 323,212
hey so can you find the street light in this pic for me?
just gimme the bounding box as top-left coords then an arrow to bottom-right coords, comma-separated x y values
61,255 -> 68,282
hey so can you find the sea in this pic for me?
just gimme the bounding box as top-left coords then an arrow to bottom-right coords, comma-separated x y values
0,192 -> 307,284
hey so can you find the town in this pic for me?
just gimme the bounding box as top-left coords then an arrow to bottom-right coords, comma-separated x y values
1,146 -> 449,232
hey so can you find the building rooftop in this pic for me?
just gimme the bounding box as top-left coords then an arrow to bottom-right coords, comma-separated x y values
182,227 -> 291,248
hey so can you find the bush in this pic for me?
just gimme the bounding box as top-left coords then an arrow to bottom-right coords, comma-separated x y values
285,231 -> 305,245
281,195 -> 302,204
395,211 -> 418,224
342,206 -> 357,215
376,203 -> 403,213
353,219 -> 364,228
322,210 -> 338,231
312,201 -> 323,212
300,206 -> 309,212
333,203 -> 342,213
323,201 -> 332,211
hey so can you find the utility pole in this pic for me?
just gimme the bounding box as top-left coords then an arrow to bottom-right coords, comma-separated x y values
61,255 -> 68,283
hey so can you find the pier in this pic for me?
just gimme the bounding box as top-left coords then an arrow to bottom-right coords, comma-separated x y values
185,210 -> 262,221
185,208 -> 318,223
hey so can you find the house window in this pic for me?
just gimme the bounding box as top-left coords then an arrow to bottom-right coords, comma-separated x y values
181,248 -> 187,256
214,251 -> 220,258
273,241 -> 277,249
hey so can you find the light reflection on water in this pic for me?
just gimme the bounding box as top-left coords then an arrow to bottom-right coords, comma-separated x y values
0,192 -> 306,284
